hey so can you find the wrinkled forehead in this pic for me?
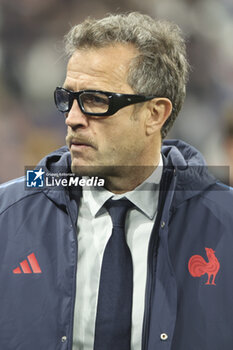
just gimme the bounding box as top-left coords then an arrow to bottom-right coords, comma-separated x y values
65,44 -> 139,93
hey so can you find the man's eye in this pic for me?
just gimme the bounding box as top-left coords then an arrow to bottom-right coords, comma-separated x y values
93,96 -> 107,104
82,93 -> 108,105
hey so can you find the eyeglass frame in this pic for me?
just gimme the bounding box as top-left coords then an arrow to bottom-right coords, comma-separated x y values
54,86 -> 160,117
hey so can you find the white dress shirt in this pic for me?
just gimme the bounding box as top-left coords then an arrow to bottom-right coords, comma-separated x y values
73,155 -> 163,350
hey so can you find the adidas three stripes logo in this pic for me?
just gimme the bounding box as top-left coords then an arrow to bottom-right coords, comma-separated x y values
13,253 -> 42,274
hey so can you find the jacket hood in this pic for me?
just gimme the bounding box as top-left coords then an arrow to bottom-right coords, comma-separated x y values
37,145 -> 71,173
162,139 -> 216,207
37,140 -> 217,207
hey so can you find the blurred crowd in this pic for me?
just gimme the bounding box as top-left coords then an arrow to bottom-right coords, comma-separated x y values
0,0 -> 233,185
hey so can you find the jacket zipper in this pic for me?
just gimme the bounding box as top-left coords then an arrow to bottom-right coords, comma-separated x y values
141,227 -> 159,350
64,189 -> 79,350
141,168 -> 173,350
68,219 -> 78,350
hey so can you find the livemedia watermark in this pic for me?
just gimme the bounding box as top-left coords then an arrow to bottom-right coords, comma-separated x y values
25,167 -> 105,189
24,165 -> 231,192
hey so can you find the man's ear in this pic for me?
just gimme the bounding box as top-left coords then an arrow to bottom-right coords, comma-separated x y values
145,98 -> 173,136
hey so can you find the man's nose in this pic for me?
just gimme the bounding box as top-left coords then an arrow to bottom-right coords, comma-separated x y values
65,99 -> 89,128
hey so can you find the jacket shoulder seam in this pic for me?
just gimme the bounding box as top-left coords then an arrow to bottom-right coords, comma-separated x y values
198,187 -> 233,220
0,191 -> 44,216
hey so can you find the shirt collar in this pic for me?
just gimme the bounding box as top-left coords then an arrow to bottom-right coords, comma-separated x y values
82,154 -> 163,220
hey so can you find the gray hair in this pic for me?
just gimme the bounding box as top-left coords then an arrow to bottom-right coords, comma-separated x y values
65,12 -> 189,139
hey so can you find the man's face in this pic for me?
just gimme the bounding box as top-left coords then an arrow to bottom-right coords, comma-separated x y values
64,44 -> 152,176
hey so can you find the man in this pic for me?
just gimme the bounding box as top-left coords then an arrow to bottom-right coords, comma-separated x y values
0,12 -> 233,350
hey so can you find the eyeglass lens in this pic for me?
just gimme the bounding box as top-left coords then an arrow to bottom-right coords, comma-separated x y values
80,92 -> 109,113
55,89 -> 70,112
55,89 -> 110,114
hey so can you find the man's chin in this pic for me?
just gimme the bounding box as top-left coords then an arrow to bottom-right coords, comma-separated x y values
71,162 -> 116,178
71,162 -> 109,177
71,164 -> 99,177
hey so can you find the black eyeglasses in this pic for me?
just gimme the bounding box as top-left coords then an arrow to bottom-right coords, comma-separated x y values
54,87 -> 159,117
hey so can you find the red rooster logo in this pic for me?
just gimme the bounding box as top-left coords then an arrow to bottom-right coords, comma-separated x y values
188,248 -> 220,285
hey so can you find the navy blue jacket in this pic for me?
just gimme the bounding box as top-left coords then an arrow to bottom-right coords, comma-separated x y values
0,140 -> 233,350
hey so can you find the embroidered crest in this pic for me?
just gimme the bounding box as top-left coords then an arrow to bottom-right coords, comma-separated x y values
188,248 -> 220,285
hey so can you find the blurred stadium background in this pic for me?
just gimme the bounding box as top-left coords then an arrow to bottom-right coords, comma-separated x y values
0,0 -> 233,184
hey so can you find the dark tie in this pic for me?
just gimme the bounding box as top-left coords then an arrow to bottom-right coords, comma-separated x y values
94,198 -> 133,350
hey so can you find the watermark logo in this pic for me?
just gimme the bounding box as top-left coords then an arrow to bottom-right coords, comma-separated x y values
25,167 -> 105,189
26,168 -> 45,188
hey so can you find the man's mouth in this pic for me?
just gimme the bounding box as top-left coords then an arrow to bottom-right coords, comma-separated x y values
69,138 -> 95,150
71,143 -> 92,150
